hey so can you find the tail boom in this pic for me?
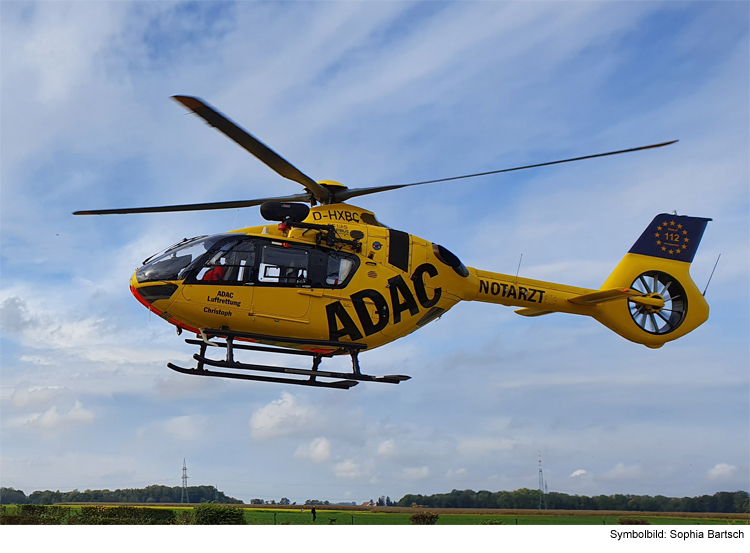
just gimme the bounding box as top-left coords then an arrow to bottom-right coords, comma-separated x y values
464,270 -> 599,316
461,213 -> 711,348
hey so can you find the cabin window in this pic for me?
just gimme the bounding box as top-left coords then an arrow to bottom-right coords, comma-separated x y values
258,244 -> 309,285
174,236 -> 359,288
195,239 -> 257,284
326,254 -> 355,286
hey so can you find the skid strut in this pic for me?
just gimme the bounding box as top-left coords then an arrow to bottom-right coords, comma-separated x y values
166,328 -> 410,390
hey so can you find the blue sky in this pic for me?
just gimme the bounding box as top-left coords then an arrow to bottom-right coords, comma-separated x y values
1,1 -> 748,505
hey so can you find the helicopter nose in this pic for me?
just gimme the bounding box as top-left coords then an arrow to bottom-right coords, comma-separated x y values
129,273 -> 198,335
129,273 -> 178,310
132,283 -> 179,305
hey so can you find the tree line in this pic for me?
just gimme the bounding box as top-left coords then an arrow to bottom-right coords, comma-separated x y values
3,485 -> 747,513
0,485 -> 242,505
396,488 -> 750,513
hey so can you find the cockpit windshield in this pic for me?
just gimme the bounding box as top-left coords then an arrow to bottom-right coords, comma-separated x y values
136,235 -> 228,283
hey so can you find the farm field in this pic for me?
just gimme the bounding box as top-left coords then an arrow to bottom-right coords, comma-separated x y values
239,509 -> 749,525
1,504 -> 748,525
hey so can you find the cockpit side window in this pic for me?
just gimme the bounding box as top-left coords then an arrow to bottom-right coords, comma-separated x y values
326,254 -> 355,286
136,235 -> 226,283
195,239 -> 257,284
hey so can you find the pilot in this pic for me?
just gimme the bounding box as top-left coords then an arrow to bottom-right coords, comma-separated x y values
202,265 -> 226,281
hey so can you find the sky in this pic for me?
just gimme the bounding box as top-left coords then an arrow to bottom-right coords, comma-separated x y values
1,1 -> 748,506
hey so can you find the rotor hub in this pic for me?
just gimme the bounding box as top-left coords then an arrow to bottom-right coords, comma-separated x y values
317,180 -> 348,203
629,293 -> 665,314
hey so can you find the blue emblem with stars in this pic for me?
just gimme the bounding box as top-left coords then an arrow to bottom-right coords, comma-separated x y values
629,213 -> 711,263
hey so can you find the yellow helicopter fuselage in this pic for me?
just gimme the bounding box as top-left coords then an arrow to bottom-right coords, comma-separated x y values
131,203 -> 463,352
130,203 -> 710,354
77,95 -> 710,389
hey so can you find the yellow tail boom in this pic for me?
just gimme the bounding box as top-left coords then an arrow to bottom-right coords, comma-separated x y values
462,213 -> 711,348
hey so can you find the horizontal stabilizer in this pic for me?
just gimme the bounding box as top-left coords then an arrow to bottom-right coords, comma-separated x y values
515,307 -> 555,317
568,288 -> 640,306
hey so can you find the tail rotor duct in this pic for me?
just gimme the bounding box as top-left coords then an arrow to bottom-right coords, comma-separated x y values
628,270 -> 687,335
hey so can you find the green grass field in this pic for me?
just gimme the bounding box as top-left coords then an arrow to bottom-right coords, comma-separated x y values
238,509 -> 748,525
2,504 -> 747,525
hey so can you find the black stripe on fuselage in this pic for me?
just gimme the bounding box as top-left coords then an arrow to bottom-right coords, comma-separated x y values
388,229 -> 410,272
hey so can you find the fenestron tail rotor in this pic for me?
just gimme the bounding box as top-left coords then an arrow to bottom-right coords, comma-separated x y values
628,270 -> 687,334
73,95 -> 679,216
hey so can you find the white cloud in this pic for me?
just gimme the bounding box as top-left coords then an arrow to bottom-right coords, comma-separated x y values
0,292 -> 187,398
249,392 -> 320,440
445,468 -> 467,479
1,451 -> 166,493
162,415 -> 208,442
603,463 -> 642,481
17,356 -> 59,367
295,437 -> 331,463
8,384 -> 66,410
0,296 -> 35,333
457,437 -> 516,455
15,2 -> 125,104
154,372 -> 222,399
7,401 -> 94,432
376,439 -> 396,457
334,459 -> 363,480
707,463 -> 737,481
570,469 -> 587,478
0,295 -> 105,353
135,415 -> 209,444
403,466 -> 430,480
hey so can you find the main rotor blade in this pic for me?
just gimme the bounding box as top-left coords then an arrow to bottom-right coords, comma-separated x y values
73,193 -> 312,215
172,95 -> 330,203
332,140 -> 678,203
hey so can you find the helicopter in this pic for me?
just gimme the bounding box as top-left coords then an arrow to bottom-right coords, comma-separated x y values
74,96 -> 711,389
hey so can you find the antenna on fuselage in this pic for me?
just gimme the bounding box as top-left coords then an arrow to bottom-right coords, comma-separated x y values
702,253 -> 721,297
516,254 -> 523,283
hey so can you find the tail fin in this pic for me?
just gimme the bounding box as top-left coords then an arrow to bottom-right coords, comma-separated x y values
595,213 -> 711,348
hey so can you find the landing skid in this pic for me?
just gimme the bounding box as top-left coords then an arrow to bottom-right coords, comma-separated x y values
166,328 -> 411,390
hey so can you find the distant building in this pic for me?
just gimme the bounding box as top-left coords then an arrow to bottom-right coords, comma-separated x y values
361,500 -> 375,507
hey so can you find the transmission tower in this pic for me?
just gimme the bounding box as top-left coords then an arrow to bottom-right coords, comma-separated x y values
181,458 -> 190,504
538,455 -> 547,510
